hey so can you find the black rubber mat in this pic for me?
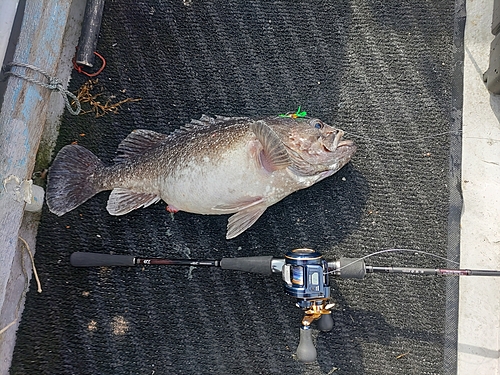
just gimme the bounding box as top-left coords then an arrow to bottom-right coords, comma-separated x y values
11,1 -> 464,374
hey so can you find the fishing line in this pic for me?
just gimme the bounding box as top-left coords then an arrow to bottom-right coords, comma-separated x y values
329,248 -> 460,275
344,130 -> 463,145
345,130 -> 500,145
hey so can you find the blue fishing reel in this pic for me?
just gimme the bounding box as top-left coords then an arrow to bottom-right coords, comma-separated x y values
282,248 -> 330,306
282,248 -> 335,362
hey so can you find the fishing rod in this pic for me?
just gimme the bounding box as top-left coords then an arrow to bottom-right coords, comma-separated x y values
70,248 -> 500,363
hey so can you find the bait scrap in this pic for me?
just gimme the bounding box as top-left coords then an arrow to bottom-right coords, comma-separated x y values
75,78 -> 141,118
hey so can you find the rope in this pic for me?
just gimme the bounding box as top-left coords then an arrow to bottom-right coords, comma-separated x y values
73,51 -> 107,77
4,62 -> 81,115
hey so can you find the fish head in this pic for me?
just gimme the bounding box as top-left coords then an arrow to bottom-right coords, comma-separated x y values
265,117 -> 356,178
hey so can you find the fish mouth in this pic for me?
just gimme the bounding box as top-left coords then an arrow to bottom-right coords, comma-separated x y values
323,138 -> 354,152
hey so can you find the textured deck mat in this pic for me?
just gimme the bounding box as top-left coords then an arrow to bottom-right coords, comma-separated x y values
11,1 -> 463,374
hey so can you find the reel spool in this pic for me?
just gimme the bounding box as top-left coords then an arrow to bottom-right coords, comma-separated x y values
282,248 -> 334,362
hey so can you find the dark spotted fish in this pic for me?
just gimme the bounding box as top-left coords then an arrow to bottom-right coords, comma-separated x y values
46,115 -> 356,239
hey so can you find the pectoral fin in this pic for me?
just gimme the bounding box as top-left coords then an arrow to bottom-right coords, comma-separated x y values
250,121 -> 291,172
226,203 -> 268,239
213,196 -> 264,212
107,188 -> 161,215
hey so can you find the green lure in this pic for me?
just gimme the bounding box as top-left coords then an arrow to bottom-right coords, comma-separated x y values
278,106 -> 307,119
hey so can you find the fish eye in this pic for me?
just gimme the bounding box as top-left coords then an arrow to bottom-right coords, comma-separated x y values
314,122 -> 323,129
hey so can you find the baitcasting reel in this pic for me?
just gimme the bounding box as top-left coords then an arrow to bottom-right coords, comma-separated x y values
282,248 -> 334,362
70,249 -> 500,363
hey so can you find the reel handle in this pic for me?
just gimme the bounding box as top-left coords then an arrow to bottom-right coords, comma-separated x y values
296,327 -> 317,363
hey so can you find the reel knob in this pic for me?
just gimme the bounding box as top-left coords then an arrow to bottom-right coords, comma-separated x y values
316,313 -> 334,332
296,326 -> 317,363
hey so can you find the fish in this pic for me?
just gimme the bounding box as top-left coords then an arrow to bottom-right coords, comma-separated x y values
46,115 -> 356,239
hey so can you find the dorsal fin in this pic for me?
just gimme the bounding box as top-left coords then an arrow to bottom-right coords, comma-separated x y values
171,115 -> 251,138
180,114 -> 216,130
250,120 -> 291,172
167,115 -> 216,139
114,129 -> 169,162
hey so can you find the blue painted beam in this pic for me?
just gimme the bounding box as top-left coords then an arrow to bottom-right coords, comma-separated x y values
0,0 -> 77,369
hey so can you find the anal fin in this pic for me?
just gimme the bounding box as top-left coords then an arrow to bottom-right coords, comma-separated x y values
226,203 -> 268,239
107,188 -> 161,215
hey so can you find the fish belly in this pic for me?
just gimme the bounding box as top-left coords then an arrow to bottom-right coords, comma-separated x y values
159,149 -> 292,215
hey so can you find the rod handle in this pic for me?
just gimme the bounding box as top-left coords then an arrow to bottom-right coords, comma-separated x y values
220,256 -> 274,275
70,252 -> 135,267
339,258 -> 366,279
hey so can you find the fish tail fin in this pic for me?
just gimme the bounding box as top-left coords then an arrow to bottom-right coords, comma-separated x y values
46,145 -> 105,216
